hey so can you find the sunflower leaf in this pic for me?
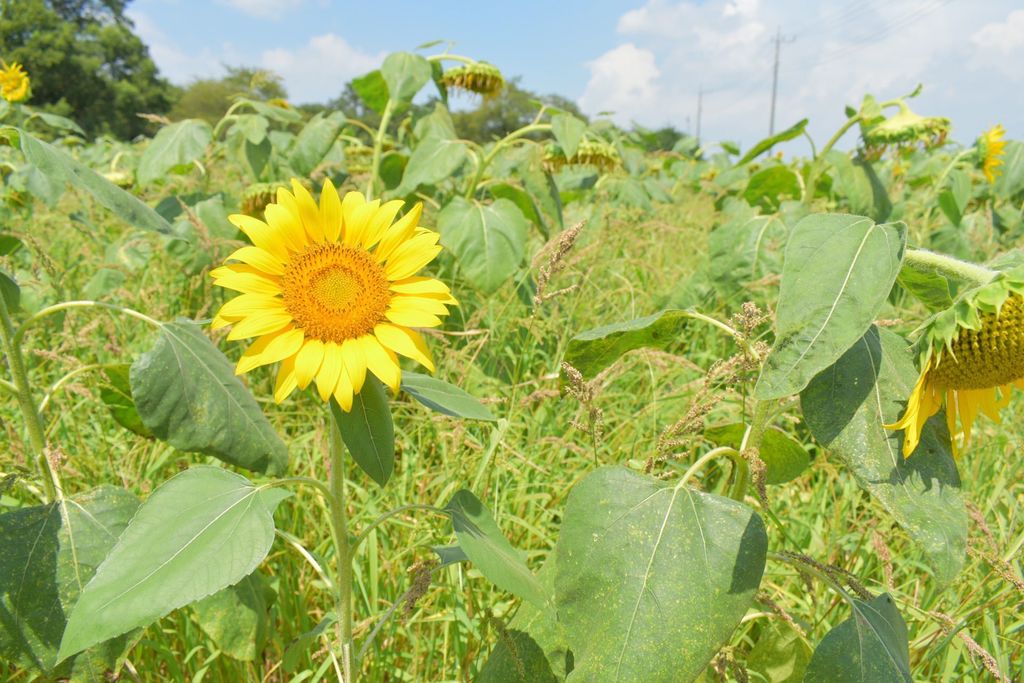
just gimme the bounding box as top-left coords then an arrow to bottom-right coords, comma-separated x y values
400,372 -> 496,421
331,375 -> 395,487
137,119 -> 213,186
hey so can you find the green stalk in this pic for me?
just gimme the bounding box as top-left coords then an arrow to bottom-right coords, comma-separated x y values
732,398 -> 775,501
0,290 -> 59,501
327,406 -> 355,680
463,122 -> 551,199
902,248 -> 998,287
365,99 -> 396,201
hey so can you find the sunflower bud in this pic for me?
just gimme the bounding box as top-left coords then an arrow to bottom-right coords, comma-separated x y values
0,60 -> 29,103
440,62 -> 505,99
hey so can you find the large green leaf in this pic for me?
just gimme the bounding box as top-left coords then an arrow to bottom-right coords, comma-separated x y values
825,152 -> 892,221
401,371 -> 495,421
193,570 -> 274,661
394,135 -> 468,195
381,52 -> 432,104
737,119 -> 808,165
438,197 -> 528,294
803,594 -> 912,682
137,119 -> 212,185
16,129 -> 173,234
553,467 -> 767,681
743,165 -> 800,211
352,69 -> 388,113
290,112 -> 343,176
704,423 -> 810,485
551,114 -> 586,159
801,326 -> 966,583
0,486 -> 138,678
564,309 -> 692,379
130,320 -> 287,475
707,200 -> 786,300
57,467 -> 286,662
896,262 -> 954,311
330,375 -> 394,487
446,490 -> 550,610
755,213 -> 906,399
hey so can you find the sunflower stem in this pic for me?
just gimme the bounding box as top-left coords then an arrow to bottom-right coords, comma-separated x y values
327,405 -> 356,680
463,122 -> 552,199
903,248 -> 999,287
366,99 -> 396,201
0,287 -> 59,502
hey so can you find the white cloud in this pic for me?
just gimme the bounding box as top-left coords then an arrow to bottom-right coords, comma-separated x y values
579,0 -> 1022,150
261,34 -> 385,103
219,0 -> 303,19
128,9 -> 233,83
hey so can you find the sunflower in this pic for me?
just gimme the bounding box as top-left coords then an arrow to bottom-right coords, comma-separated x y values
211,179 -> 457,410
0,61 -> 29,103
978,124 -> 1007,184
440,62 -> 505,98
886,278 -> 1024,457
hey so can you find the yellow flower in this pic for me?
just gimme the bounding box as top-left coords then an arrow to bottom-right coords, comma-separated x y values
211,179 -> 457,410
0,61 -> 29,103
978,124 -> 1007,184
886,291 -> 1024,457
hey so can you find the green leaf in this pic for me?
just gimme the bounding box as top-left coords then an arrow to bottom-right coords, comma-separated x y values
282,613 -> 337,673
896,263 -> 954,311
746,620 -> 812,683
0,270 -> 19,313
130,319 -> 287,475
445,490 -> 550,609
707,199 -> 786,300
825,152 -> 892,221
245,137 -> 272,178
394,135 -> 468,195
704,423 -> 810,485
17,129 -> 173,234
551,114 -> 586,159
82,267 -> 125,300
553,467 -> 767,681
381,52 -> 432,104
743,166 -> 801,211
401,371 -> 495,421
193,571 -> 274,661
803,594 -> 912,683
438,197 -> 528,294
801,327 -> 966,583
57,467 -> 284,662
352,69 -> 389,113
489,182 -> 546,234
431,544 -> 469,567
232,114 -> 269,145
330,375 -> 394,487
99,364 -> 152,438
755,213 -> 906,399
26,111 -> 86,136
993,140 -> 1024,199
937,169 -> 970,226
564,309 -> 692,379
137,119 -> 213,185
0,485 -> 139,676
737,118 -> 808,165
290,113 -> 342,176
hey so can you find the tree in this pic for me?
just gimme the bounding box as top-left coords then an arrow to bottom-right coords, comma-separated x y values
169,67 -> 288,124
0,0 -> 173,139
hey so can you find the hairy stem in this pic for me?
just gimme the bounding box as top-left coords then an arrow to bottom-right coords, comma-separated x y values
903,248 -> 999,287
327,406 -> 355,680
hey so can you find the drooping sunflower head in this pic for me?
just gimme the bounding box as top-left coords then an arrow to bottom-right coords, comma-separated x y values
0,61 -> 29,103
543,138 -> 621,174
887,276 -> 1024,457
862,102 -> 949,153
240,183 -> 282,218
977,124 -> 1007,184
211,179 -> 457,410
266,97 -> 291,109
440,62 -> 505,99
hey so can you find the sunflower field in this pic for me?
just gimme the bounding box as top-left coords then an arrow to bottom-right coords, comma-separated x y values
1,48 -> 1023,683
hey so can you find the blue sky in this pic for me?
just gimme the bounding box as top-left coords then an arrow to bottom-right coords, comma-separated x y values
129,0 -> 1024,152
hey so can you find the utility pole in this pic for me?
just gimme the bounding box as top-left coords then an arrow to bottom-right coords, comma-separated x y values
696,85 -> 703,145
769,26 -> 781,135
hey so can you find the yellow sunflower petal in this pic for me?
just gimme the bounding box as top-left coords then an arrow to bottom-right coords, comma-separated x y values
294,339 -> 326,389
341,337 -> 367,394
390,293 -> 452,315
229,214 -> 290,261
343,199 -> 382,248
265,201 -> 307,253
358,334 -> 401,393
333,365 -> 355,411
385,234 -> 443,281
320,177 -> 343,242
340,191 -> 367,245
885,363 -> 943,458
226,246 -> 286,276
227,311 -> 293,340
374,323 -> 435,372
274,355 -> 298,403
389,275 -> 455,298
211,265 -> 281,296
361,200 -> 404,250
385,308 -> 443,328
316,342 -> 344,402
375,203 -> 423,262
291,179 -> 325,243
236,326 -> 304,375
217,293 -> 285,320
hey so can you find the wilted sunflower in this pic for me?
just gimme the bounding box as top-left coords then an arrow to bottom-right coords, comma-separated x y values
977,124 -> 1007,184
543,138 -> 620,174
211,179 -> 457,410
0,61 -> 29,103
440,62 -> 505,98
861,102 -> 949,156
886,277 -> 1024,457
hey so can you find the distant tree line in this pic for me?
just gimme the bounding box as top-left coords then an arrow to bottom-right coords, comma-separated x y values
0,0 -> 688,150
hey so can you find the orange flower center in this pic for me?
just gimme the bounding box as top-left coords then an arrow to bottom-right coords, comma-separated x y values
931,295 -> 1024,390
281,242 -> 390,343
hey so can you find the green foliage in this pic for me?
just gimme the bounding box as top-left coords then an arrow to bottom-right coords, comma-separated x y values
400,372 -> 495,421
0,0 -> 173,138
330,376 -> 395,487
437,197 -> 528,294
804,594 -> 912,682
